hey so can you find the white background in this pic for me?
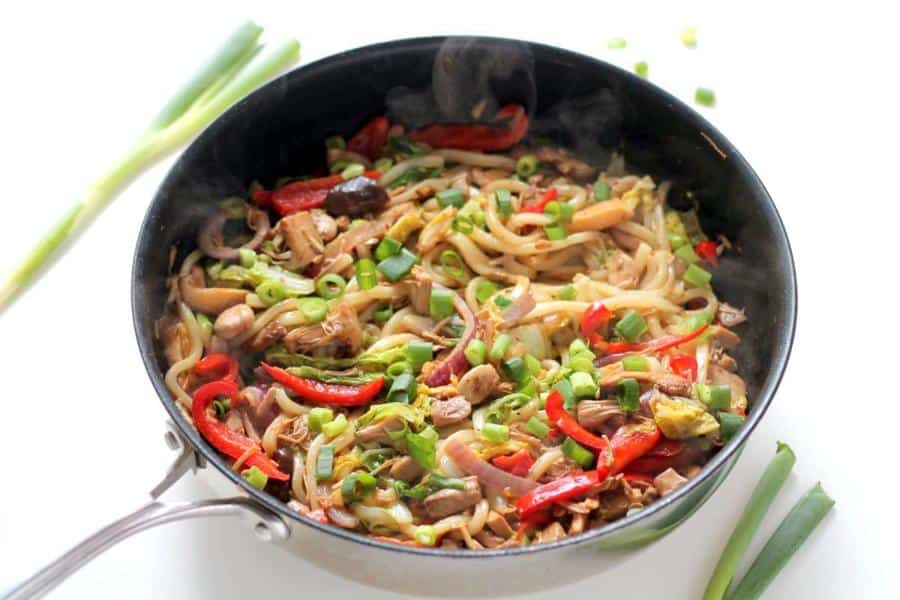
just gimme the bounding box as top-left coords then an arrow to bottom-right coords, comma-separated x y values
1,1 -> 896,598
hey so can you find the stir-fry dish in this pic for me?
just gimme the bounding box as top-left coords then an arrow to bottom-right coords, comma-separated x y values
158,105 -> 749,549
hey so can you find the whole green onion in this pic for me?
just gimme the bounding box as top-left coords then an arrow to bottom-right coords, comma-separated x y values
726,483 -> 834,600
703,443 -> 796,600
355,258 -> 377,290
0,22 -> 300,313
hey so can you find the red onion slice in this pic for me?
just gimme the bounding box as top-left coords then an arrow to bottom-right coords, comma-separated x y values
198,207 -> 271,260
424,292 -> 477,386
444,437 -> 536,495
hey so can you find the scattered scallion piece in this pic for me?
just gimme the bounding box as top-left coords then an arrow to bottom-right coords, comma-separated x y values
569,339 -> 590,355
429,287 -> 455,319
544,222 -> 567,240
524,354 -> 542,376
562,437 -> 595,468
405,340 -> 433,372
406,427 -> 437,469
702,443 -> 796,600
681,26 -> 698,48
0,22 -> 301,314
526,416 -> 550,439
615,310 -> 648,342
616,378 -> 640,412
593,180 -> 611,201
634,61 -> 649,78
697,384 -> 731,411
238,247 -> 256,268
490,333 -> 513,361
308,407 -> 334,433
501,357 -> 529,384
544,200 -> 574,223
196,313 -> 213,341
255,279 -> 287,306
376,248 -> 418,282
719,412 -> 745,443
386,361 -> 413,378
298,297 -> 328,323
622,355 -> 649,372
570,371 -> 597,398
695,87 -> 716,107
554,378 -> 577,412
322,413 -> 348,437
567,354 -> 594,373
241,466 -> 268,490
354,258 -> 378,291
452,214 -> 474,234
341,471 -> 377,504
482,423 -> 510,443
373,157 -> 394,173
212,398 -> 231,419
493,295 -> 513,309
495,189 -> 513,216
558,284 -> 576,300
436,188 -> 465,208
375,236 -> 402,261
387,373 -> 417,404
675,243 -> 700,264
373,303 -> 394,324
516,154 -> 539,178
608,37 -> 627,49
669,232 -> 688,249
316,444 -> 335,480
726,483 -> 835,600
415,525 -> 438,546
684,263 -> 713,288
465,339 -> 487,366
341,162 -> 365,180
325,135 -> 346,150
440,249 -> 466,279
475,280 -> 499,304
316,273 -> 346,299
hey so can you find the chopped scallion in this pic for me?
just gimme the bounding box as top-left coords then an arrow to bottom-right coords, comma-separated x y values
475,280 -> 499,304
429,287 -> 455,319
615,310 -> 648,342
684,264 -> 713,288
608,37 -> 627,50
341,163 -> 365,180
465,339 -> 487,366
675,243 -> 700,264
495,189 -> 513,216
440,249 -> 466,279
515,154 -> 539,178
695,87 -> 716,107
405,340 -> 433,372
308,407 -> 334,433
415,525 -> 438,546
526,416 -> 550,439
452,214 -> 474,234
558,284 -> 576,300
375,236 -> 402,261
373,304 -> 394,325
376,248 -> 418,282
562,437 -> 595,468
481,423 -> 510,443
490,333 -> 513,361
501,356 -> 529,384
316,444 -> 334,480
241,466 -> 268,490
634,61 -> 649,78
616,378 -> 640,412
719,411 -> 745,443
322,413 -> 348,437
316,273 -> 346,299
681,26 -> 698,49
238,247 -> 256,268
341,471 -> 377,503
387,373 -> 417,404
436,188 -> 465,208
593,180 -> 611,201
544,222 -> 567,241
622,355 -> 650,372
255,279 -> 287,306
355,258 -> 377,290
554,378 -> 577,412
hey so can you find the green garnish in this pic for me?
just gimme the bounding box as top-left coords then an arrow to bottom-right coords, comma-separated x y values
608,37 -> 627,50
681,26 -> 698,48
634,61 -> 649,78
241,466 -> 268,490
695,87 -> 716,107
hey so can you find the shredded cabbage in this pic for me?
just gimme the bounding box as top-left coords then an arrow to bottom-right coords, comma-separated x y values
651,395 -> 719,439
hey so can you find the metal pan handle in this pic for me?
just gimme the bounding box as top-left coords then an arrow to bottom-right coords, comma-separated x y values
4,424 -> 289,600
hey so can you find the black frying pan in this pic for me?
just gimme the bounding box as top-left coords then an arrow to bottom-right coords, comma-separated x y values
9,36 -> 797,599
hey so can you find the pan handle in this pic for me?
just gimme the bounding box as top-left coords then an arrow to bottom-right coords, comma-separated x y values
4,424 -> 290,600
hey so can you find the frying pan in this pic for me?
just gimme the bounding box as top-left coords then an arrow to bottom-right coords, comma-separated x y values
7,36 -> 796,599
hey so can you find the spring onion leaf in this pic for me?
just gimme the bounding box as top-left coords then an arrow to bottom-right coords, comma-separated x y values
702,443 -> 796,600
0,22 -> 300,313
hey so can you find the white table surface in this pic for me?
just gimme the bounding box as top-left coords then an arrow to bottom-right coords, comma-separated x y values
1,1 -> 897,597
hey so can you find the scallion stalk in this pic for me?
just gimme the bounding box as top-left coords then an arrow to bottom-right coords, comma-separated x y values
0,22 -> 301,313
702,443 -> 797,600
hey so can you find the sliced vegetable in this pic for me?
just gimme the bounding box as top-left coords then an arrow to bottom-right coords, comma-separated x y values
544,222 -> 567,240
695,87 -> 717,108
490,333 -> 514,361
622,355 -> 649,372
376,248 -> 418,282
702,443 -> 796,600
526,416 -> 550,439
634,61 -> 649,78
581,301 -> 612,348
475,280 -> 499,304
255,279 -> 287,306
406,426 -> 438,469
241,466 -> 268,490
605,323 -> 710,355
260,363 -> 384,406
440,249 -> 466,279
562,437 -> 595,468
684,263 -> 713,288
429,287 -> 456,319
405,340 -> 433,372
516,154 -> 539,177
443,437 -> 536,495
495,189 -> 513,217
308,407 -> 334,433
616,378 -> 641,412
465,339 -> 488,366
436,188 -> 465,209
373,304 -> 394,324
593,180 -> 611,201
491,448 -> 535,477
316,444 -> 334,480
570,371 -> 597,399
698,384 -> 732,411
386,373 -> 417,404
615,310 -> 648,342
269,175 -> 343,215
553,377 -> 577,412
653,394 -> 720,439
355,258 -> 378,290
482,423 -> 510,443
375,236 -> 402,261
695,240 -> 719,265
407,104 -> 528,151
322,413 -> 349,437
670,354 -> 698,381
191,380 -> 288,481
316,273 -> 346,299
500,357 -> 529,384
341,471 -> 378,503
545,390 -> 608,451
719,412 -> 745,443
681,26 -> 698,48
608,37 -> 627,49
194,353 -> 239,382
415,525 -> 438,546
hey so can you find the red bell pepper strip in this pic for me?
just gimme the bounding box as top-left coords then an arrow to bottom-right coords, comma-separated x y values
519,188 -> 559,213
408,104 -> 529,151
251,189 -> 273,208
627,439 -> 697,475
260,363 -> 385,406
695,240 -> 718,266
609,422 -> 662,472
267,175 -> 343,216
545,390 -> 609,452
580,301 -> 612,349
191,380 -> 289,481
515,421 -> 661,519
348,116 -> 391,160
363,169 -> 381,180
194,353 -> 239,382
491,448 -> 536,477
604,323 -> 710,355
669,354 -> 698,381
